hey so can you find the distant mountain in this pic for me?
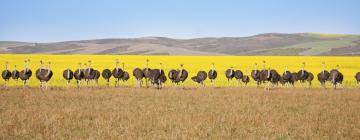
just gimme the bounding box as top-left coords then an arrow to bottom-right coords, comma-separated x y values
1,33 -> 359,55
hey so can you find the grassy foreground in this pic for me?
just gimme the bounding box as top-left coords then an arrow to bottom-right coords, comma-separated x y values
1,87 -> 360,139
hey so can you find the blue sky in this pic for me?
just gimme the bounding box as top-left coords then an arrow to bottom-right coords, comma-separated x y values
0,0 -> 359,42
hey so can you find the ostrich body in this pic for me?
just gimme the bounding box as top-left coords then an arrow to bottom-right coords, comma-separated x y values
102,69 -> 112,87
74,63 -> 85,89
234,70 -> 243,86
317,62 -> 330,88
133,68 -> 144,87
112,60 -> 124,87
251,63 -> 261,87
329,68 -> 343,89
2,62 -> 11,87
208,63 -> 217,86
191,71 -> 207,86
225,67 -> 235,85
11,65 -> 20,81
355,72 -> 360,86
19,60 -> 32,88
149,63 -> 165,89
36,61 -> 53,89
63,68 -> 74,87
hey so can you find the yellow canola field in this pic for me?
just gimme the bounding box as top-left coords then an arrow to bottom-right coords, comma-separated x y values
0,54 -> 359,88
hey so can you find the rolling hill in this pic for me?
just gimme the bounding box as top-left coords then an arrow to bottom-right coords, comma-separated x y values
1,33 -> 359,55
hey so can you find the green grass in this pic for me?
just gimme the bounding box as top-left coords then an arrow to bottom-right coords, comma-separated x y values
284,36 -> 360,55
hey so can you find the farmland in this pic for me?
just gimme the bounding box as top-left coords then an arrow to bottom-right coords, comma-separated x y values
1,87 -> 360,139
1,54 -> 360,88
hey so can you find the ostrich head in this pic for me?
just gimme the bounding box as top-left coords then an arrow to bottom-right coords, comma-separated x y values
122,62 -> 125,70
180,64 -> 183,71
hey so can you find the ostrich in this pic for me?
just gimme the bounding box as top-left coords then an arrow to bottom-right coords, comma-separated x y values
307,72 -> 314,87
84,60 -> 97,86
120,62 -> 130,85
168,69 -> 178,86
329,65 -> 343,89
242,70 -> 250,86
19,59 -> 32,88
176,64 -> 188,88
269,69 -> 281,87
112,59 -> 124,88
63,68 -> 74,87
297,62 -> 311,87
11,65 -> 20,81
133,68 -> 144,87
208,63 -> 217,86
36,61 -> 53,89
225,66 -> 235,86
355,72 -> 360,86
234,69 -> 243,86
260,61 -> 270,84
143,59 -> 151,87
251,63 -> 261,87
74,63 -> 85,89
149,63 -> 165,89
102,69 -> 112,88
2,61 -> 11,87
93,69 -> 101,87
317,62 -> 330,88
191,71 -> 207,86
282,66 -> 293,87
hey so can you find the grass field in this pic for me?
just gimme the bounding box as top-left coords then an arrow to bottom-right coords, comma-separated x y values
1,54 -> 360,88
0,87 -> 360,139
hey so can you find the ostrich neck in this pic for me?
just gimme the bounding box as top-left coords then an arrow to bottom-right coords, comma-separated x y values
46,66 -> 51,76
67,69 -> 70,78
230,69 -> 233,75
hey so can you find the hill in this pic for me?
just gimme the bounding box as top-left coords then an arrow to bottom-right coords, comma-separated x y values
1,33 -> 359,55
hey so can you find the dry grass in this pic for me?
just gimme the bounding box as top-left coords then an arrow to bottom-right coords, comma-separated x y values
1,87 -> 360,139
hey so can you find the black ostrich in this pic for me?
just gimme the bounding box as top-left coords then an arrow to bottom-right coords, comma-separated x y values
120,63 -> 130,85
11,65 -> 20,81
2,61 -> 11,87
191,71 -> 207,86
143,59 -> 151,87
225,67 -> 235,86
168,69 -> 178,86
282,66 -> 293,87
36,61 -> 53,89
234,69 -> 243,86
317,62 -> 330,88
84,60 -> 97,86
208,63 -> 217,86
168,64 -> 188,87
176,64 -> 188,88
269,69 -> 281,87
290,72 -> 298,86
19,59 -> 32,88
355,72 -> 360,87
251,63 -> 261,87
102,69 -> 112,88
112,59 -> 124,88
297,62 -> 311,87
329,65 -> 343,89
63,68 -> 74,87
133,68 -> 144,87
149,63 -> 165,89
242,70 -> 250,86
74,63 -> 85,89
